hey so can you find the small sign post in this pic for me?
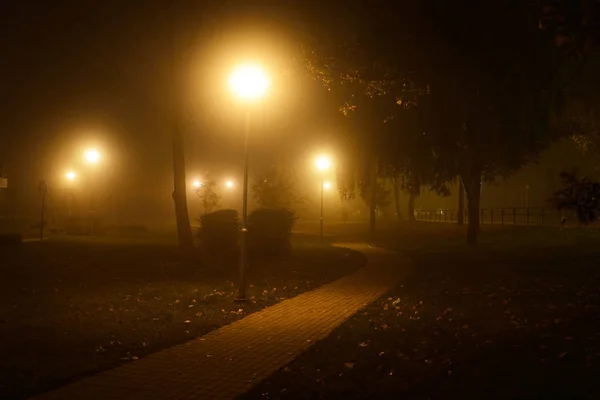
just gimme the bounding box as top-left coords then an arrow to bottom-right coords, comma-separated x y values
39,180 -> 48,241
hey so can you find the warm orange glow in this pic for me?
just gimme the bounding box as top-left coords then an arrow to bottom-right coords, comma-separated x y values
84,149 -> 101,164
323,181 -> 331,190
228,64 -> 270,100
225,180 -> 234,188
193,180 -> 202,188
315,155 -> 332,171
65,171 -> 77,181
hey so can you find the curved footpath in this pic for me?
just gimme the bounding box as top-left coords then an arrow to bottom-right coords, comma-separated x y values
32,243 -> 411,400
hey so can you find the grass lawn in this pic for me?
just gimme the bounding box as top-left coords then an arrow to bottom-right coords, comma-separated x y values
242,223 -> 600,399
0,234 -> 364,400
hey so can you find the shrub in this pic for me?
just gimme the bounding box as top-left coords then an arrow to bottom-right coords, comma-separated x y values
198,209 -> 239,256
248,208 -> 296,259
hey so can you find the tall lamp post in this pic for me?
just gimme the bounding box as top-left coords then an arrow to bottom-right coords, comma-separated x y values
228,64 -> 270,302
84,149 -> 100,236
65,171 -> 77,218
315,155 -> 332,245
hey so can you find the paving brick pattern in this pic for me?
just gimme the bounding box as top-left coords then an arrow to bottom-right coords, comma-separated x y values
32,244 -> 408,400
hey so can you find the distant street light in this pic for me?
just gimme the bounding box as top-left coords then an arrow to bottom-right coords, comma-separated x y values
193,179 -> 202,189
65,171 -> 77,181
65,171 -> 77,217
84,149 -> 100,164
229,63 -> 270,302
315,155 -> 332,172
225,180 -> 234,189
228,65 -> 270,100
314,155 -> 332,244
84,148 -> 101,236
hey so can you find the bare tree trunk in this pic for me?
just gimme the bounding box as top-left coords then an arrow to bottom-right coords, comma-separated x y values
172,123 -> 194,251
463,174 -> 481,245
408,191 -> 416,221
392,177 -> 403,221
169,2 -> 193,253
457,176 -> 465,225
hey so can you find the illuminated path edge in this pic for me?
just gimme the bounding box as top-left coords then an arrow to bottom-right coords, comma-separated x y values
32,243 -> 410,400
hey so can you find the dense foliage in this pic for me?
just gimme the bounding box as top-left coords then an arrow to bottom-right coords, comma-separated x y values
252,165 -> 302,211
551,172 -> 600,225
198,209 -> 239,256
194,176 -> 221,215
302,0 -> 568,243
248,208 -> 297,259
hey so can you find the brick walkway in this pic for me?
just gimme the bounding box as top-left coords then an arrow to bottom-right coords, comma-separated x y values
32,244 -> 409,400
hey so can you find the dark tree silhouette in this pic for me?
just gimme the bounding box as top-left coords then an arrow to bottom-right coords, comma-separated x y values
303,0 -> 565,244
252,165 -> 302,211
550,171 -> 600,225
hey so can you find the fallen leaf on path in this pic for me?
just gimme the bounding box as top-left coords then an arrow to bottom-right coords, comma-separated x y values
344,362 -> 355,369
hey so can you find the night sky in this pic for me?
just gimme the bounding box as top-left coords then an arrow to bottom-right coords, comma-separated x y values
0,1 -> 346,216
0,0 -> 592,218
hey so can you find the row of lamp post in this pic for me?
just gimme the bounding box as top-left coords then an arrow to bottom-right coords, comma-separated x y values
192,178 -> 235,190
57,65 -> 334,304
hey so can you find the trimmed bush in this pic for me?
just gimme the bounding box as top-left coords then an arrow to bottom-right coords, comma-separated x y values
198,209 -> 239,256
248,208 -> 296,259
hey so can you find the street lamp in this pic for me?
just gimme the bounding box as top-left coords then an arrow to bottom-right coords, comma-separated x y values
84,148 -> 100,236
315,155 -> 331,171
84,149 -> 100,164
315,155 -> 332,244
193,179 -> 202,189
65,171 -> 77,181
229,63 -> 270,302
225,180 -> 234,189
65,171 -> 77,217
